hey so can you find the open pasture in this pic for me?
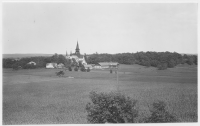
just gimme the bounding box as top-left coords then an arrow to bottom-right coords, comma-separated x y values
3,64 -> 197,124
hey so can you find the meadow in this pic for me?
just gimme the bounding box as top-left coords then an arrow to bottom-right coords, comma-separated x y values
3,64 -> 197,124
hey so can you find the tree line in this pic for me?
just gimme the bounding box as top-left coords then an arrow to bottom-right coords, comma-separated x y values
3,53 -> 68,69
3,51 -> 197,70
86,51 -> 197,69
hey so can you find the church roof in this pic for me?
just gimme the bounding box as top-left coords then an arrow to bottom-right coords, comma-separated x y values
71,54 -> 84,58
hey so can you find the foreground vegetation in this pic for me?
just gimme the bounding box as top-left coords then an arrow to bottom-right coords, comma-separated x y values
86,91 -> 177,123
3,64 -> 197,124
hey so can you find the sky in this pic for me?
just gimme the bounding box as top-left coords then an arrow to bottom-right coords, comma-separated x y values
2,2 -> 198,55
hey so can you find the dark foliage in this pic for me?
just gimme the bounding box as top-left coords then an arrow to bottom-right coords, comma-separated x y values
157,63 -> 168,70
12,62 -> 21,70
68,66 -> 72,71
3,58 -> 17,68
3,54 -> 68,69
56,71 -> 65,77
80,66 -> 86,72
71,58 -> 78,67
74,67 -> 78,71
23,64 -> 36,69
87,67 -> 91,72
145,101 -> 177,123
86,91 -> 138,123
86,52 -> 197,70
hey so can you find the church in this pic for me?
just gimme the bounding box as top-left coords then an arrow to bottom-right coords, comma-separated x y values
66,41 -> 87,65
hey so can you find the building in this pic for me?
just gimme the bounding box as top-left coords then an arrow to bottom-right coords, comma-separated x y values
84,64 -> 93,70
98,62 -> 119,69
66,41 -> 87,65
46,63 -> 57,68
27,61 -> 36,65
57,63 -> 65,68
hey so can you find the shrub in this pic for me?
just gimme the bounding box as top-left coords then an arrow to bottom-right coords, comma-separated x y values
81,66 -> 86,72
87,67 -> 90,72
186,58 -> 193,65
74,67 -> 78,71
68,66 -> 72,71
145,101 -> 177,123
12,63 -> 20,70
23,64 -> 36,69
157,63 -> 168,70
167,59 -> 176,68
86,91 -> 138,123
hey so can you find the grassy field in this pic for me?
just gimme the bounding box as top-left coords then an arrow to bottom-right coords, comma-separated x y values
3,64 -> 197,124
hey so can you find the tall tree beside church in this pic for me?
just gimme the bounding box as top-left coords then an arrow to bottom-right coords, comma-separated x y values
84,53 -> 88,63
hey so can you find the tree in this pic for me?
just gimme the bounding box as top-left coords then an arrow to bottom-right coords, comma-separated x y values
12,62 -> 20,70
81,66 -> 86,72
51,53 -> 59,63
86,91 -> 138,123
84,53 -> 88,63
3,58 -> 16,68
186,57 -> 194,65
71,58 -> 78,67
58,55 -> 67,65
68,66 -> 72,71
157,63 -> 168,70
167,59 -> 176,68
87,67 -> 90,72
74,67 -> 78,71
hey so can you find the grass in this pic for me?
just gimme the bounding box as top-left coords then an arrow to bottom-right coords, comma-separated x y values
3,64 -> 197,124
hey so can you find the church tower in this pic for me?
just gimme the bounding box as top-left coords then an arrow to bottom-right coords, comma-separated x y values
75,41 -> 80,57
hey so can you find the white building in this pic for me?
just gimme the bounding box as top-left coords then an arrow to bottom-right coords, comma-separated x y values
46,63 -> 57,68
98,62 -> 119,69
27,61 -> 36,65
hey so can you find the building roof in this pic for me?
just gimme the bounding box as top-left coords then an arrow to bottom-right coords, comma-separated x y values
71,54 -> 84,58
46,63 -> 57,65
98,62 -> 119,66
84,64 -> 92,67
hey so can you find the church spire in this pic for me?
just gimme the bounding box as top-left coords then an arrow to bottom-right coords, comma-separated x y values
75,41 -> 80,56
76,41 -> 79,50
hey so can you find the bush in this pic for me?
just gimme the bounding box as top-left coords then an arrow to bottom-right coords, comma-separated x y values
87,67 -> 90,72
68,66 -> 72,71
157,63 -> 168,70
186,58 -> 193,65
86,91 -> 138,123
167,59 -> 176,68
23,64 -> 36,69
81,66 -> 86,72
145,101 -> 177,123
74,67 -> 78,71
12,63 -> 20,70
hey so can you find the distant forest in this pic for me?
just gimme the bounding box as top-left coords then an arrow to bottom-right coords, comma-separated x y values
3,51 -> 197,70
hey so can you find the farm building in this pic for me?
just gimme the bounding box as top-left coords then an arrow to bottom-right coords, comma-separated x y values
98,62 -> 119,69
84,64 -> 93,69
93,64 -> 102,69
46,63 -> 57,68
57,63 -> 65,68
27,61 -> 36,65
